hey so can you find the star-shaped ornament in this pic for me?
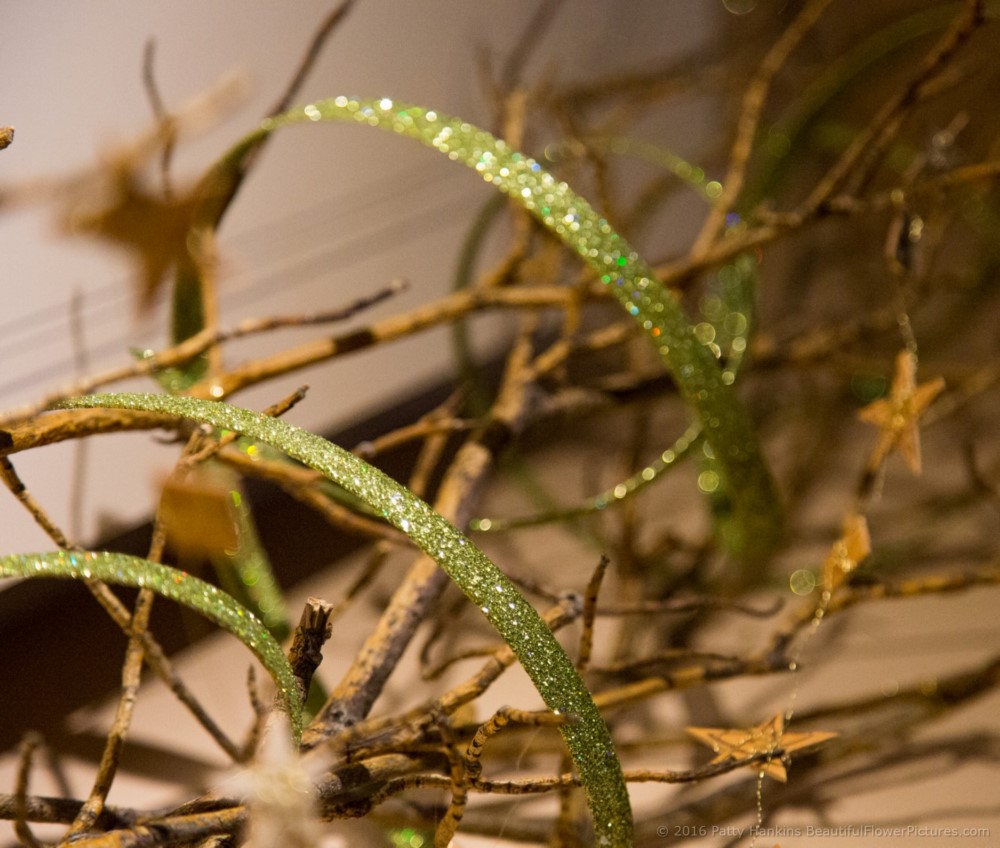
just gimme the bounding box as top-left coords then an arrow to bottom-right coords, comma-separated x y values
687,714 -> 837,782
857,351 -> 944,475
821,513 -> 871,595
65,160 -> 206,311
58,75 -> 243,312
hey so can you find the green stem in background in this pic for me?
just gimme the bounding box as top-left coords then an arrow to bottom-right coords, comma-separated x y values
210,464 -> 329,719
211,469 -> 290,643
0,549 -> 302,741
58,392 -> 633,847
224,97 -> 781,567
451,192 -> 508,416
470,422 -> 703,533
544,135 -> 724,202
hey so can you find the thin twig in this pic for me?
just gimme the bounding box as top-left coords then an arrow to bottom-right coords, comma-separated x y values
421,643 -> 507,681
216,447 -> 410,544
0,793 -> 123,828
0,280 -> 409,428
0,456 -> 72,547
141,39 -> 177,199
436,706 -> 568,846
765,565 -> 1000,660
182,385 -> 309,465
328,543 -> 392,623
14,733 -> 44,848
192,284 -> 583,403
691,0 -> 835,255
204,0 -> 357,237
596,594 -> 784,618
84,581 -> 244,762
498,0 -> 566,93
577,554 -> 610,672
240,666 -> 269,760
355,414 -> 477,463
68,588 -> 155,835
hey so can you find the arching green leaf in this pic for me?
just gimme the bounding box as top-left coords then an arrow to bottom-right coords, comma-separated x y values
59,392 -> 633,847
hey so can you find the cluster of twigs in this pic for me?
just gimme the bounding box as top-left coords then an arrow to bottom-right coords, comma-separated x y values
3,1 -> 1000,845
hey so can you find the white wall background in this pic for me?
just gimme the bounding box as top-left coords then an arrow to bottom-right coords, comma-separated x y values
0,1 -> 712,554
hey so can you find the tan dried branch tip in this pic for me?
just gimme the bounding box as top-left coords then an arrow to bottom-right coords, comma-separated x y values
857,350 -> 945,474
821,513 -> 871,596
686,714 -> 836,783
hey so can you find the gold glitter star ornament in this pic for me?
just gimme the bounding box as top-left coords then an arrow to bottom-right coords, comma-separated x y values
64,160 -> 205,311
687,714 -> 837,782
858,351 -> 944,474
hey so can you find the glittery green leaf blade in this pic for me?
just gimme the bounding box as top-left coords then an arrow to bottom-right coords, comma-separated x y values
470,139 -> 757,535
59,392 -> 633,847
241,97 -> 781,566
0,549 -> 302,741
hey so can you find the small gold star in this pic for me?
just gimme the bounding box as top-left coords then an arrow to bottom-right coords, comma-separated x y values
857,350 -> 944,474
821,512 -> 871,595
687,714 -> 837,782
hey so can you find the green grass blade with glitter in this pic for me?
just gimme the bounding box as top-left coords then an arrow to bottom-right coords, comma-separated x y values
544,135 -> 725,202
59,392 -> 633,846
472,250 -> 755,535
219,97 -> 781,566
470,141 -> 755,534
451,193 -> 508,416
0,549 -> 302,741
